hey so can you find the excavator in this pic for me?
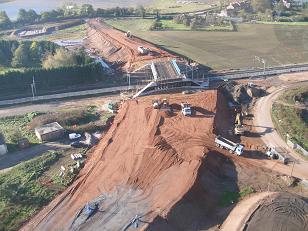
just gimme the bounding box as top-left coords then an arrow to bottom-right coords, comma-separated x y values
234,113 -> 245,135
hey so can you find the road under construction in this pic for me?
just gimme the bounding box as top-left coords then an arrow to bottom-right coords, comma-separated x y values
17,18 -> 308,231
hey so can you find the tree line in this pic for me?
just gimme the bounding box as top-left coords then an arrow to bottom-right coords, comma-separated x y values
0,40 -> 93,68
0,63 -> 110,98
0,4 -> 147,29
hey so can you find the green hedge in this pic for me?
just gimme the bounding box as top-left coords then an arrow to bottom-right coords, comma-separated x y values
0,63 -> 109,97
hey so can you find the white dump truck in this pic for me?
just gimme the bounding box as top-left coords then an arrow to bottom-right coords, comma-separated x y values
215,135 -> 244,155
181,102 -> 192,116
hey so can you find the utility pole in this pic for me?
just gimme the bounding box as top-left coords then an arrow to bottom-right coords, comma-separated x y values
254,56 -> 266,74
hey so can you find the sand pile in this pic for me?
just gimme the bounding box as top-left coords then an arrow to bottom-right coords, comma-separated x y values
85,19 -> 176,72
22,90 -> 223,231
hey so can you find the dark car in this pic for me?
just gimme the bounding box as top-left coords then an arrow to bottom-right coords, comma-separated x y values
70,141 -> 88,148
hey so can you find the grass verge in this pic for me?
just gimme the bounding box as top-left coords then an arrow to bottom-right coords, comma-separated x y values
272,86 -> 308,153
0,151 -> 62,231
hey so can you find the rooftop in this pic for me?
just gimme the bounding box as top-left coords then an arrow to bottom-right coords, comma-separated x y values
35,122 -> 64,135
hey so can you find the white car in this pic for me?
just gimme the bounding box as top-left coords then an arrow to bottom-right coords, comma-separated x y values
69,133 -> 82,140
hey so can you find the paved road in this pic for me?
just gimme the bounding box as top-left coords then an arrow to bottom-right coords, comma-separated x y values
0,142 -> 69,173
0,85 -> 137,107
0,94 -> 120,118
253,80 -> 308,179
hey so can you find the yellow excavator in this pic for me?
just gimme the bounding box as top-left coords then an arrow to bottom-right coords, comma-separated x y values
234,113 -> 245,135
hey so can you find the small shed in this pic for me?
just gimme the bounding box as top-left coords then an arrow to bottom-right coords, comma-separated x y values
0,133 -> 8,155
35,122 -> 65,142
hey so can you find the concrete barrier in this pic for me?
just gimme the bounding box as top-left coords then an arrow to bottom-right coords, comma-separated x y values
287,139 -> 308,156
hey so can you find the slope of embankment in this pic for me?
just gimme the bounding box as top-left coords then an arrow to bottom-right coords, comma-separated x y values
21,90 -> 229,231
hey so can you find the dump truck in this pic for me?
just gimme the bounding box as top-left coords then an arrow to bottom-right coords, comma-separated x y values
181,102 -> 192,116
215,135 -> 244,155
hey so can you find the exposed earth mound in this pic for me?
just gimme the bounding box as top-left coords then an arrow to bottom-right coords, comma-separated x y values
85,19 -> 176,72
245,193 -> 308,231
22,90 -> 222,231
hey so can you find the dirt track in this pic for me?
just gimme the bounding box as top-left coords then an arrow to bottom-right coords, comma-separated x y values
222,192 -> 308,231
21,91 -> 221,231
85,19 -> 177,72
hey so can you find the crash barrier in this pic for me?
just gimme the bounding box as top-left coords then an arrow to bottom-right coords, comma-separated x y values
287,139 -> 308,156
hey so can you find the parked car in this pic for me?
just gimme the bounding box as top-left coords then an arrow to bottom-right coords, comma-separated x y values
70,141 -> 88,148
69,133 -> 82,140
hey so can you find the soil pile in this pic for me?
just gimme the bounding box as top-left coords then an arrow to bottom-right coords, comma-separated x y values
22,90 -> 222,231
85,19 -> 176,72
220,81 -> 265,105
245,193 -> 308,231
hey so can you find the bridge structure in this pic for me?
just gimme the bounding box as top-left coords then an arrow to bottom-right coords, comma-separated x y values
133,59 -> 206,98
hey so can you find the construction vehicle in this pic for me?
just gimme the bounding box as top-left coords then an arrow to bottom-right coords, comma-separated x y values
215,135 -> 244,155
137,46 -> 149,55
234,113 -> 245,135
161,98 -> 172,112
125,30 -> 132,38
152,99 -> 161,109
107,102 -> 119,113
181,102 -> 192,116
266,147 -> 288,164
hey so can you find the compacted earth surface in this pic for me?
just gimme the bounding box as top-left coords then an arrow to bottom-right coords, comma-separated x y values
21,90 -> 308,231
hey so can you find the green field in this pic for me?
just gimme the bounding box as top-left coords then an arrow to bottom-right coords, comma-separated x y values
149,0 -> 215,13
35,24 -> 87,41
272,86 -> 308,153
106,19 -> 308,70
257,21 -> 308,26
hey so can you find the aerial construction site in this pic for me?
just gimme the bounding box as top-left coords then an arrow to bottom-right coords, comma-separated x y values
20,19 -> 308,231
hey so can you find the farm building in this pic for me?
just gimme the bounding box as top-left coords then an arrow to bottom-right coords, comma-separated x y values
35,122 -> 65,142
0,133 -> 8,155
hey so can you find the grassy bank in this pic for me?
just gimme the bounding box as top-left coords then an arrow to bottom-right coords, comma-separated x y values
272,86 -> 308,152
105,21 -> 308,70
0,151 -> 61,231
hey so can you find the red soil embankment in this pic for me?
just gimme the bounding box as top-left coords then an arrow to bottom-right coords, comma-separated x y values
21,90 -> 226,231
85,19 -> 177,72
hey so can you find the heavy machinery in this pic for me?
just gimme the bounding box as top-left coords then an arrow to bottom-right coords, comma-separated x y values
107,102 -> 119,113
266,147 -> 288,164
215,135 -> 244,155
137,46 -> 149,55
234,113 -> 245,135
181,102 -> 192,116
125,30 -> 132,38
152,99 -> 161,109
161,98 -> 170,110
